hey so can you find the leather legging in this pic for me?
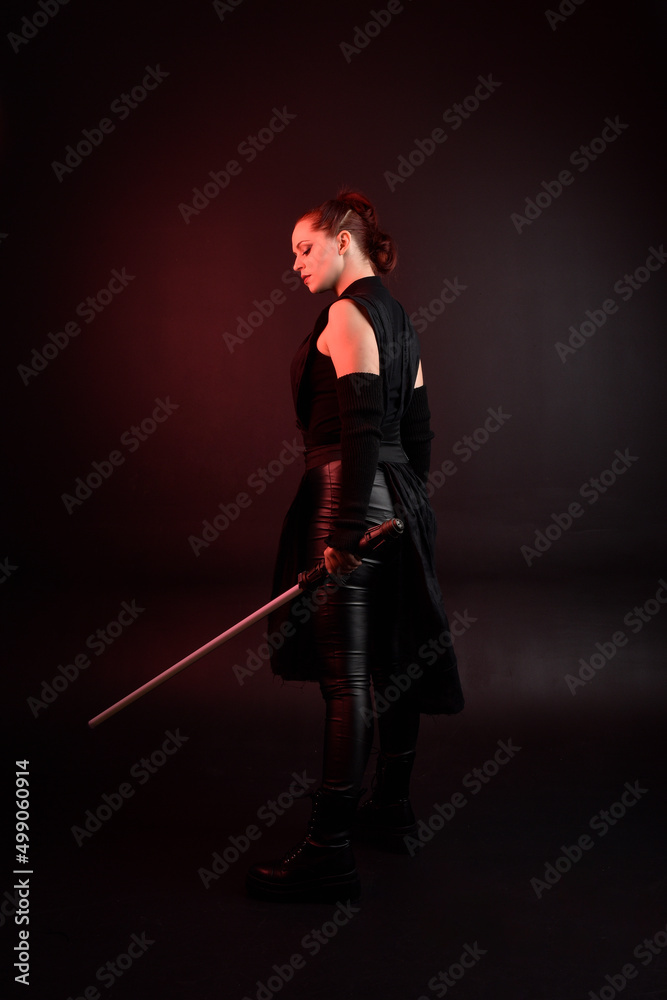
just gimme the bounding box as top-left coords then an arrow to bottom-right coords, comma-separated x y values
304,460 -> 421,794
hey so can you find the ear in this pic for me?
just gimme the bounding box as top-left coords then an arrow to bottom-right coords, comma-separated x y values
337,229 -> 352,255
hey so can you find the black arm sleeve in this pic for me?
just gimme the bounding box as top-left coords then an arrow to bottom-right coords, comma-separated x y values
325,371 -> 384,553
400,384 -> 435,485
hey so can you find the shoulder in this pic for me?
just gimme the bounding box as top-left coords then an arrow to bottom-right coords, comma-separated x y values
326,298 -> 374,337
321,298 -> 380,376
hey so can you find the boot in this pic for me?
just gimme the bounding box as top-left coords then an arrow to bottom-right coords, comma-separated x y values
353,750 -> 417,852
246,787 -> 361,902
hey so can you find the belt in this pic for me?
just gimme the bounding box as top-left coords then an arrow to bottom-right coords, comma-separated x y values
304,440 -> 409,470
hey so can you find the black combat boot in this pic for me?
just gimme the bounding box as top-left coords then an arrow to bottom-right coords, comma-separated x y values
353,750 -> 417,852
246,787 -> 361,902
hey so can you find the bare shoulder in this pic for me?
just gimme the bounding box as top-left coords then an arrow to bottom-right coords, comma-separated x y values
326,297 -> 374,333
318,297 -> 375,353
321,298 -> 379,376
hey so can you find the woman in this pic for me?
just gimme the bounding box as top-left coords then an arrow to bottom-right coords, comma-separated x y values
246,191 -> 464,902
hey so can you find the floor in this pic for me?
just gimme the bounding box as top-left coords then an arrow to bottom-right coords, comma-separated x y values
7,571 -> 667,999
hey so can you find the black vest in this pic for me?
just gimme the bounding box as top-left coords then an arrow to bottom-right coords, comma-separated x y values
289,276 -> 421,462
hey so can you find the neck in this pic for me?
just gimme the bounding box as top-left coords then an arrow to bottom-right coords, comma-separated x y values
334,263 -> 376,297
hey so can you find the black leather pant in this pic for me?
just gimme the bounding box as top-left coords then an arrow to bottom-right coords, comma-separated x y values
305,460 -> 421,794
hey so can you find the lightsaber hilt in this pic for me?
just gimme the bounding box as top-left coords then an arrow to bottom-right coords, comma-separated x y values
297,516 -> 404,590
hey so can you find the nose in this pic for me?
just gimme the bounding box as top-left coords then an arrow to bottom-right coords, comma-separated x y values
293,256 -> 302,273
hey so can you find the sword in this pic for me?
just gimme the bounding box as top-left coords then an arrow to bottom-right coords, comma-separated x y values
87,517 -> 404,729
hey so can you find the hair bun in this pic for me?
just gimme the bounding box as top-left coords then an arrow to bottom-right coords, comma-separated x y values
298,190 -> 397,276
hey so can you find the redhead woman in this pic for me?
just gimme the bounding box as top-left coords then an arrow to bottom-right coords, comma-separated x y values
246,191 -> 464,902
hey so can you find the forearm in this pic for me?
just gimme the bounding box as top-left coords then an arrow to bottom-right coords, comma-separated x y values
326,372 -> 384,552
400,384 -> 435,485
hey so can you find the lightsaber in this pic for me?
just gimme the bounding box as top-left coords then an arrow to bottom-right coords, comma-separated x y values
87,517 -> 403,729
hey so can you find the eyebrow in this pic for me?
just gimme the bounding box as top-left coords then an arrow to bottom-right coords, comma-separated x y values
292,240 -> 311,255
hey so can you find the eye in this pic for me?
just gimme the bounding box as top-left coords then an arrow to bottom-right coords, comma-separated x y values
293,245 -> 312,261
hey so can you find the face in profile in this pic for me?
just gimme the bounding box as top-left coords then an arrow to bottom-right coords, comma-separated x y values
291,218 -> 341,294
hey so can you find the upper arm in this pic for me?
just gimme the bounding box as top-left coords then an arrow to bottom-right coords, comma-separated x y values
322,299 -> 380,378
414,360 -> 424,388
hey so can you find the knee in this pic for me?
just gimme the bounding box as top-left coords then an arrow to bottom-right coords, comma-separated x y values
319,661 -> 371,700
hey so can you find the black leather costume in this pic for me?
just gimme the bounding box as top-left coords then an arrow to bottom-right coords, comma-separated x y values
267,276 -> 464,795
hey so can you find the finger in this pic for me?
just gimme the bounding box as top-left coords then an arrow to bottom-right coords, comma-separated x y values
324,557 -> 344,579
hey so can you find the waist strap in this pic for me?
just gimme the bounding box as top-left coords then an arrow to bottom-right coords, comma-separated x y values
305,440 -> 409,470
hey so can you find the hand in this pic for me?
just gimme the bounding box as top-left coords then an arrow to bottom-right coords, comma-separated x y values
323,545 -> 362,580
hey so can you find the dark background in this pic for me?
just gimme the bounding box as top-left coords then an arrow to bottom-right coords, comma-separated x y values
2,1 -> 666,998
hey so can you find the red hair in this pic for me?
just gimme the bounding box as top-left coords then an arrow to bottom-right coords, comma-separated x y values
299,189 -> 397,275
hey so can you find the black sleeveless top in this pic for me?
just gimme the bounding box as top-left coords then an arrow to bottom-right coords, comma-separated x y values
301,348 -> 340,448
289,276 -> 420,464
